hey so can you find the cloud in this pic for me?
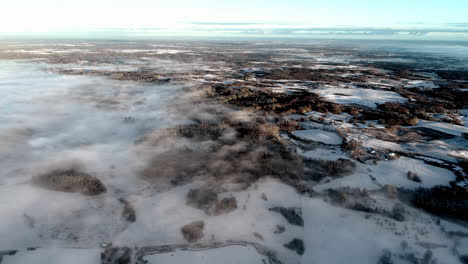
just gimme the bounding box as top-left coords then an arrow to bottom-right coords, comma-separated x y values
183,25 -> 468,37
2,22 -> 468,40
446,23 -> 468,28
188,22 -> 271,26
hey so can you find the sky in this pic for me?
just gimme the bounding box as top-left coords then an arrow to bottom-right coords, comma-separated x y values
1,0 -> 468,40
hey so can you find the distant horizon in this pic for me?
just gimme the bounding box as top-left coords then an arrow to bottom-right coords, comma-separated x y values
1,0 -> 467,41
1,26 -> 468,42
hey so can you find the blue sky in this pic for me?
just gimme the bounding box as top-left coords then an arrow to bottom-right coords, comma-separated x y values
1,0 -> 468,40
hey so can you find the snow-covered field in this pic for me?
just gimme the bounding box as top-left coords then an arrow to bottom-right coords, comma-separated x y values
313,157 -> 457,191
292,129 -> 342,145
312,86 -> 407,107
302,197 -> 463,264
2,248 -> 101,264
417,120 -> 468,137
141,245 -> 267,264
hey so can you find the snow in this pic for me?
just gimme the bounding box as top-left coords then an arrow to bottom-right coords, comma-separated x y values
275,84 -> 310,92
302,198 -> 387,264
405,80 -> 439,90
55,63 -> 140,72
3,49 -> 96,54
7,43 -> 94,48
459,109 -> 468,127
111,49 -> 155,53
301,197 -> 462,264
153,49 -> 189,54
0,183 -> 133,249
417,120 -> 468,137
344,127 -> 467,163
365,81 -> 396,88
0,173 -> 302,261
292,129 -> 342,145
2,248 -> 101,264
314,157 -> 456,191
362,138 -> 403,152
298,147 -> 347,161
114,178 -> 303,263
142,245 -> 266,264
413,72 -> 440,79
312,86 -> 407,108
304,111 -> 352,123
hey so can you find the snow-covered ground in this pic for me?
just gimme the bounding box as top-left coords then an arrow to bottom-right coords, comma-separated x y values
405,80 -> 439,90
2,248 -> 101,264
416,120 -> 468,137
2,49 -> 97,54
312,86 -> 407,107
297,147 -> 348,161
141,245 -> 267,264
109,49 -> 190,54
302,197 -> 463,264
292,129 -> 343,145
113,179 -> 303,262
313,157 -> 457,191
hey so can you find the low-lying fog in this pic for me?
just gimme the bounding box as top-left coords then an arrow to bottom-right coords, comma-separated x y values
0,60 -> 188,248
0,60 -> 301,263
